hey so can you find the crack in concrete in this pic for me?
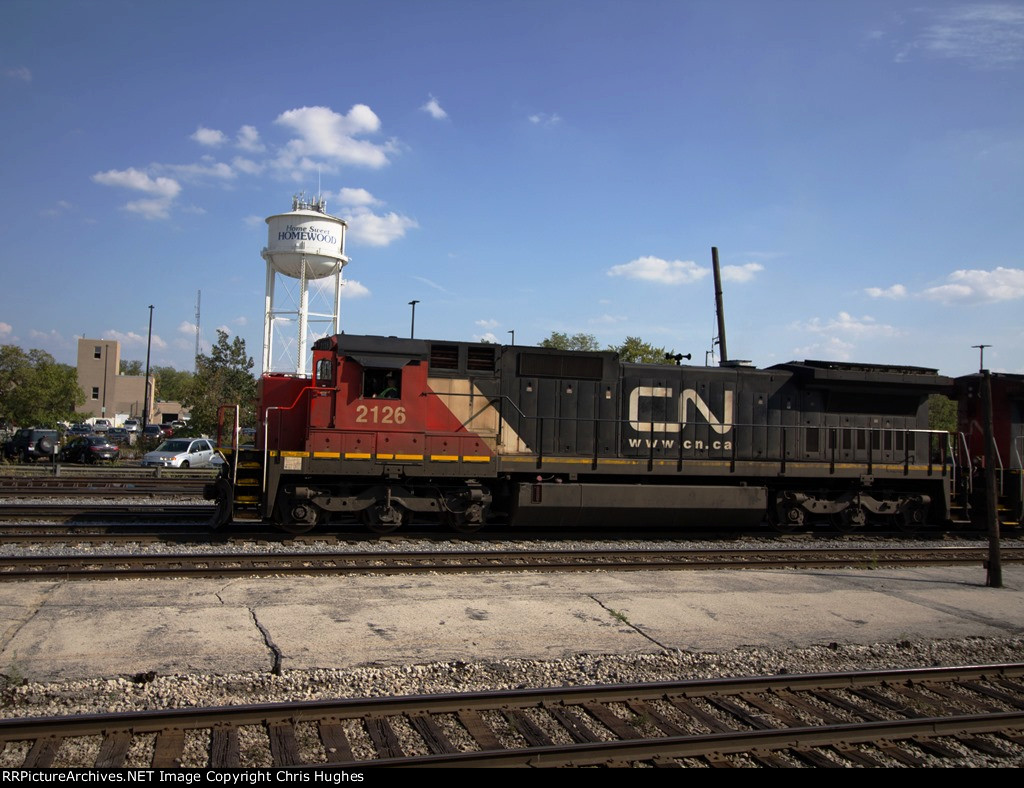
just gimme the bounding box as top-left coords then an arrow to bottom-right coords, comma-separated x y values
588,594 -> 671,650
3,583 -> 59,649
248,607 -> 283,675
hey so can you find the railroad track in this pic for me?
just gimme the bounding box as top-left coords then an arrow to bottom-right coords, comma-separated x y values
3,664 -> 1022,767
0,503 -> 215,521
1,546 -> 1021,581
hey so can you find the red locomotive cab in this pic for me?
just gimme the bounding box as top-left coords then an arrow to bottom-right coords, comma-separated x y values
307,341 -> 434,462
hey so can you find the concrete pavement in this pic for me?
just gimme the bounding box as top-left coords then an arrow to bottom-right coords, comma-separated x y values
2,565 -> 1023,683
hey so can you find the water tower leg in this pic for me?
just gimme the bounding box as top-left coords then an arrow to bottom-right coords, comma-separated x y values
263,262 -> 276,374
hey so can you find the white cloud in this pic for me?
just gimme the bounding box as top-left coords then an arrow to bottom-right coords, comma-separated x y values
421,95 -> 448,120
5,66 -> 31,82
92,167 -> 181,198
896,4 -> 1024,68
236,124 -> 265,153
345,209 -> 418,247
0,322 -> 12,337
104,329 -> 167,350
791,336 -> 857,362
191,126 -> 227,146
335,187 -> 381,207
412,276 -> 451,294
273,105 -> 393,174
342,279 -> 371,298
528,112 -> 562,127
123,198 -> 174,220
865,284 -> 908,299
608,256 -> 709,285
232,156 -> 264,175
792,312 -> 899,338
234,316 -> 248,327
177,321 -> 196,335
589,314 -> 627,325
216,324 -> 232,336
475,332 -> 498,343
476,319 -> 499,330
721,262 -> 764,283
922,267 -> 1024,304
243,214 -> 265,227
161,159 -> 235,181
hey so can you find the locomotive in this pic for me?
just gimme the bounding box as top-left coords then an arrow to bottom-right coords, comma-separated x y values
206,331 -> 1003,535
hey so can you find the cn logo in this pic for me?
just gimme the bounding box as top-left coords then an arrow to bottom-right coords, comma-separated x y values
627,387 -> 734,434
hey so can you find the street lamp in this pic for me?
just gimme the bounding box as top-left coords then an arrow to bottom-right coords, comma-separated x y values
508,329 -> 515,346
142,305 -> 154,430
408,300 -> 420,338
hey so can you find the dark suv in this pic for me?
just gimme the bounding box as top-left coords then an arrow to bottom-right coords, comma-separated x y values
3,428 -> 58,462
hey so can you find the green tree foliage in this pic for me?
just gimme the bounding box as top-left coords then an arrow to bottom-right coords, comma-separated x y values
153,365 -> 194,402
120,359 -> 143,376
610,336 -> 675,365
928,393 -> 958,433
540,332 -> 601,352
183,331 -> 256,435
0,345 -> 84,427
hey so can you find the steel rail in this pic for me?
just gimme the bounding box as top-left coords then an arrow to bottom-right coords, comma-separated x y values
2,664 -> 1022,767
1,547 -> 1022,581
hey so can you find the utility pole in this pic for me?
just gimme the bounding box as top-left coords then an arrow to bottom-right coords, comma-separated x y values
980,362 -> 1002,588
508,329 -> 515,346
143,305 -> 154,431
408,300 -> 420,338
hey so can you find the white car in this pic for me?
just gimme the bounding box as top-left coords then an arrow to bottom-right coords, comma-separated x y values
141,438 -> 217,469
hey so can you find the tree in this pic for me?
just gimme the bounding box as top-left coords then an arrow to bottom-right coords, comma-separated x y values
120,359 -> 143,376
610,336 -> 675,365
928,393 -> 958,434
0,345 -> 84,426
183,331 -> 257,434
153,366 -> 194,402
540,332 -> 601,352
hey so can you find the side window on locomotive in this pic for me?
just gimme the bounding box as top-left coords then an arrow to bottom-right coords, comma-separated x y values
362,368 -> 401,399
315,358 -> 333,387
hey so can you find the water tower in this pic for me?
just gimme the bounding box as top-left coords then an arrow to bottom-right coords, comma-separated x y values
261,194 -> 349,376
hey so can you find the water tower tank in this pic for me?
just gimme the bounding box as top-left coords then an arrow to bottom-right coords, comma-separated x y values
263,197 -> 347,278
260,195 -> 350,377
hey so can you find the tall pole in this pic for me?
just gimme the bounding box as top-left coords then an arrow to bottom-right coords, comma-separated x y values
408,300 -> 419,338
143,305 -> 154,430
508,329 -> 515,346
711,247 -> 729,365
980,365 -> 1002,587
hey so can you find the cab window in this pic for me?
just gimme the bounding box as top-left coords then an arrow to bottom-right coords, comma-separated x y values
315,358 -> 333,387
361,368 -> 401,399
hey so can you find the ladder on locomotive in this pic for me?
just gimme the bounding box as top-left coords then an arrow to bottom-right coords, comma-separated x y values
216,405 -> 264,523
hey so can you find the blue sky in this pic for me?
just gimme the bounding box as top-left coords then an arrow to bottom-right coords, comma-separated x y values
2,0 -> 1022,378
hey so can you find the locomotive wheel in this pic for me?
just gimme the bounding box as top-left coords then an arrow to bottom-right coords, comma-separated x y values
361,503 -> 408,534
896,501 -> 927,532
277,501 -> 320,534
444,511 -> 484,534
830,506 -> 865,533
442,499 -> 487,534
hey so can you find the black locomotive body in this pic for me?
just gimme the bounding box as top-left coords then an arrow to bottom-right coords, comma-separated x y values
213,334 -> 958,533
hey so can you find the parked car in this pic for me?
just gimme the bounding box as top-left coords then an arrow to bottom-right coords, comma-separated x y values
68,423 -> 92,436
142,424 -> 165,440
60,435 -> 119,464
92,419 -> 112,433
3,428 -> 58,462
123,419 -> 140,434
142,438 -> 217,469
106,427 -> 131,444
